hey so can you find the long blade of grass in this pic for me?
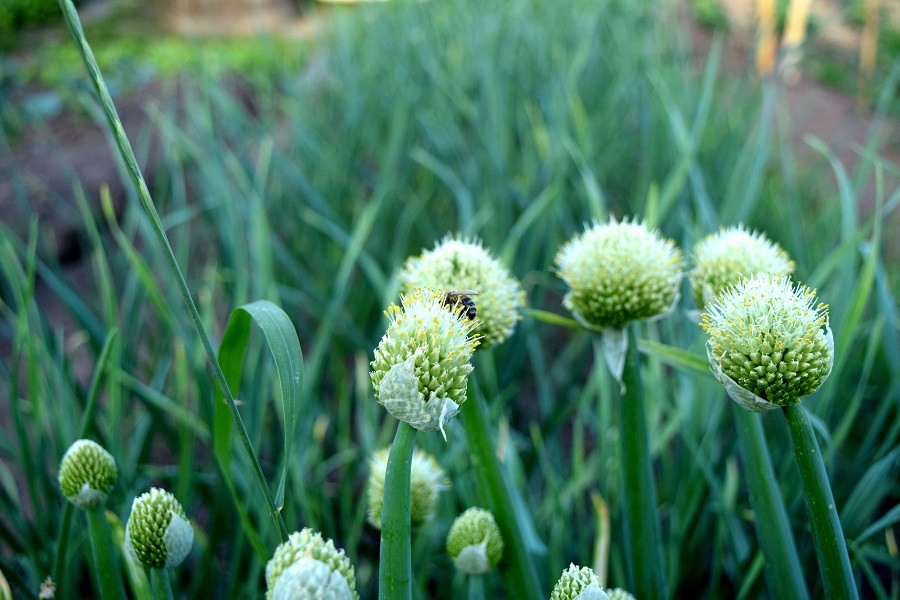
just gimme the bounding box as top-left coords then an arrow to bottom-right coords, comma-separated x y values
53,0 -> 286,540
216,301 -> 303,539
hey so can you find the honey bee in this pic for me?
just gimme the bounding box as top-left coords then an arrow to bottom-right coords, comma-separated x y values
442,290 -> 479,320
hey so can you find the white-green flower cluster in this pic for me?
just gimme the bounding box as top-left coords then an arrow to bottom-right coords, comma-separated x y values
371,289 -> 479,436
690,225 -> 794,309
550,564 -> 610,600
702,274 -> 833,410
58,439 -> 117,510
445,507 -> 504,575
400,235 -> 525,348
266,529 -> 358,600
125,488 -> 193,569
367,446 -> 447,529
555,217 -> 683,330
605,589 -> 636,600
271,558 -> 353,600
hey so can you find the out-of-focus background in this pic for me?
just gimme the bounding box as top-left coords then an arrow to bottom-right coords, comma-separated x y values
1,0 -> 898,598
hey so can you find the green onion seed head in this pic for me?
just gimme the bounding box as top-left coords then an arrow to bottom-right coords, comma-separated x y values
701,274 -> 833,409
400,235 -> 525,348
445,507 -> 504,574
265,529 -> 358,600
271,558 -> 353,600
550,564 -> 610,600
690,224 -> 794,309
555,217 -> 683,330
125,488 -> 193,568
58,439 -> 117,510
367,446 -> 448,530
371,289 -> 478,436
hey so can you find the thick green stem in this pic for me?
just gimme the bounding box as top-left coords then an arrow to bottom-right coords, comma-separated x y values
467,575 -> 486,600
379,422 -> 417,600
460,388 -> 543,600
150,569 -> 174,600
614,325 -> 666,599
783,403 -> 858,599
86,508 -> 126,600
55,0 -> 287,541
732,405 -> 809,599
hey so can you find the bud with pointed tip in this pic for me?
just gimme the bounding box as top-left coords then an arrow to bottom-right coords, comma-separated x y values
400,235 -> 525,348
550,564 -> 610,600
445,507 -> 503,575
265,529 -> 359,600
58,439 -> 117,510
689,224 -> 794,309
555,217 -> 683,330
367,446 -> 447,529
125,488 -> 194,569
370,289 -> 478,437
701,274 -> 833,410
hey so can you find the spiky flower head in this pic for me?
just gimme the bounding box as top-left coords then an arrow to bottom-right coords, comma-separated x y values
445,507 -> 504,575
125,488 -> 193,568
265,529 -> 359,600
271,558 -> 353,600
550,564 -> 610,600
690,224 -> 794,309
555,217 -> 683,330
367,446 -> 448,529
399,235 -> 525,348
701,274 -> 833,411
370,289 -> 478,437
58,439 -> 117,510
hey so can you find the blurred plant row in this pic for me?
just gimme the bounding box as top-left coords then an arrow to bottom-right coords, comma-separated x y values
1,0 -> 898,597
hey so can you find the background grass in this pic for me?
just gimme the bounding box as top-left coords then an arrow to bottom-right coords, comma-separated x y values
1,0 -> 898,597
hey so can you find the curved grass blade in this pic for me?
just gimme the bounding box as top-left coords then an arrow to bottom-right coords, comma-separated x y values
216,301 -> 303,530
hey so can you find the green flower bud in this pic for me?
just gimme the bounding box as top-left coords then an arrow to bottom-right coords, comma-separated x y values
367,446 -> 447,529
555,217 -> 683,330
271,558 -> 353,600
58,439 -> 117,510
445,507 -> 503,574
690,224 -> 794,309
266,529 -> 358,600
701,274 -> 833,410
370,289 -> 478,437
604,589 -> 636,600
550,564 -> 610,600
399,235 -> 525,348
125,488 -> 193,569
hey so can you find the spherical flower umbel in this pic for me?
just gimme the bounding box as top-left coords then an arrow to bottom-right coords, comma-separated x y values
271,558 -> 353,600
367,446 -> 447,529
550,564 -> 610,600
400,235 -> 525,348
701,274 -> 834,411
370,289 -> 479,437
265,529 -> 358,600
58,439 -> 117,510
445,507 -> 504,575
690,224 -> 794,309
555,217 -> 683,330
125,488 -> 193,569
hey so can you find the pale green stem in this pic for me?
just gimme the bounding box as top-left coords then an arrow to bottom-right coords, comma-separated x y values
86,508 -> 127,600
783,403 -> 858,599
379,422 -> 417,600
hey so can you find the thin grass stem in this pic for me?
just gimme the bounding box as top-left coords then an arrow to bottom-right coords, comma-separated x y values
54,0 -> 287,541
460,386 -> 543,600
783,403 -> 858,599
